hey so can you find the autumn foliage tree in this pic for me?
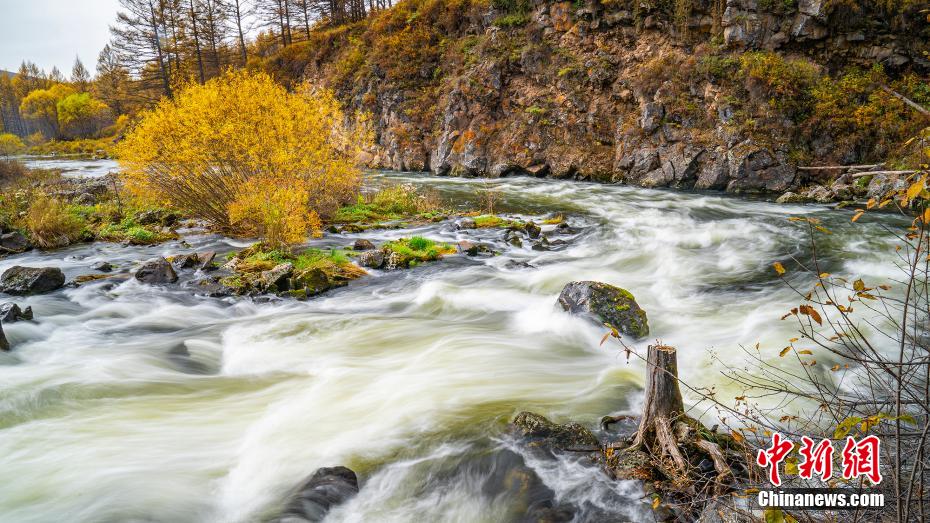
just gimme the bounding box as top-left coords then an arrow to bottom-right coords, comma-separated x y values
117,69 -> 370,246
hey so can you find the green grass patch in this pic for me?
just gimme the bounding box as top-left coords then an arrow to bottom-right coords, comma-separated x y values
382,236 -> 456,268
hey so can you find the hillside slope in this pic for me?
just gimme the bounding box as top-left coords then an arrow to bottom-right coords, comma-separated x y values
258,0 -> 930,198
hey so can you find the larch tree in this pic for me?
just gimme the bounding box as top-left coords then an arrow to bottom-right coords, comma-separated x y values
111,0 -> 174,100
71,57 -> 91,92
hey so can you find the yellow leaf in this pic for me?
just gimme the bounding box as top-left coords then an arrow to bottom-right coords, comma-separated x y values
798,349 -> 813,355
779,346 -> 791,357
773,262 -> 786,275
852,210 -> 865,222
907,176 -> 926,202
731,430 -> 745,444
652,497 -> 661,510
798,304 -> 822,325
788,337 -> 799,342
853,279 -> 865,291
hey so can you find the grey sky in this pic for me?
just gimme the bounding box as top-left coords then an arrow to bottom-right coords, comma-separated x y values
0,0 -> 120,75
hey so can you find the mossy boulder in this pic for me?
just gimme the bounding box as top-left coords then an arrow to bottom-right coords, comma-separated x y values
0,266 -> 66,295
512,411 -> 600,451
557,281 -> 649,339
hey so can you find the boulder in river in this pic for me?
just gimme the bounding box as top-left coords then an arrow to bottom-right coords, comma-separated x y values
524,221 -> 541,239
278,466 -> 359,522
557,281 -> 649,338
358,250 -> 385,269
0,266 -> 65,295
352,239 -> 376,251
0,303 -> 33,323
134,258 -> 178,285
512,411 -> 600,451
0,322 -> 8,351
0,232 -> 31,254
198,251 -> 217,271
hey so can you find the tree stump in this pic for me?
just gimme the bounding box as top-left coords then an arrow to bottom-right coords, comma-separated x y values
630,344 -> 689,474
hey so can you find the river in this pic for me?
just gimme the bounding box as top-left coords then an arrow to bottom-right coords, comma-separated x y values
0,162 -> 906,522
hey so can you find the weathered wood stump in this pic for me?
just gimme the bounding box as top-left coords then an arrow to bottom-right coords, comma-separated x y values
622,344 -> 734,493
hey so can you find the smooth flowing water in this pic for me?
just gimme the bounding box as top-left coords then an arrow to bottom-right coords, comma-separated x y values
0,166 -> 905,522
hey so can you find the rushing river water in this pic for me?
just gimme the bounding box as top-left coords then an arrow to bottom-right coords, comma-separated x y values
0,164 -> 906,522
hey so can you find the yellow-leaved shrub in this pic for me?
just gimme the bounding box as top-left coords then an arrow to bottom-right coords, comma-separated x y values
117,70 -> 370,247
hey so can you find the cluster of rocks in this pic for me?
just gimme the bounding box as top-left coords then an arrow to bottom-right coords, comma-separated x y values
0,302 -> 34,352
455,217 -> 576,252
776,170 -> 905,205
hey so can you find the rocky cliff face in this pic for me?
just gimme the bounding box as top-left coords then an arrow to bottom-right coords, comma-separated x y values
283,0 -> 928,196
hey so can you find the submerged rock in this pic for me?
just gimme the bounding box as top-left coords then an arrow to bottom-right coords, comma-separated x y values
0,266 -> 65,295
278,466 -> 359,522
557,281 -> 649,338
134,258 -> 178,285
512,411 -> 600,451
0,302 -> 32,323
0,322 -> 8,351
92,261 -> 114,272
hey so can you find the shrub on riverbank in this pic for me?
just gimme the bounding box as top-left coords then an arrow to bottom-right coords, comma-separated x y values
0,134 -> 25,156
117,70 -> 371,247
24,195 -> 86,249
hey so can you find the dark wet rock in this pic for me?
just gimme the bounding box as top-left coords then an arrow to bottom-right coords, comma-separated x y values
134,258 -> 179,285
71,273 -> 122,286
0,266 -> 65,295
524,221 -> 542,239
531,237 -> 550,251
277,466 -> 359,523
352,239 -> 376,251
0,303 -> 32,323
512,411 -> 600,451
198,251 -> 217,271
171,253 -> 200,270
455,218 -> 477,230
481,449 -> 576,523
260,263 -> 294,292
187,275 -> 237,298
358,250 -> 385,269
92,261 -> 114,272
458,240 -> 480,256
0,232 -> 31,254
557,281 -> 649,338
458,240 -> 492,256
0,322 -> 8,351
507,235 -> 523,248
505,260 -> 535,270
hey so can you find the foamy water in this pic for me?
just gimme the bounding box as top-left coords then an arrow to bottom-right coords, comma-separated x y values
0,168 -> 905,522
